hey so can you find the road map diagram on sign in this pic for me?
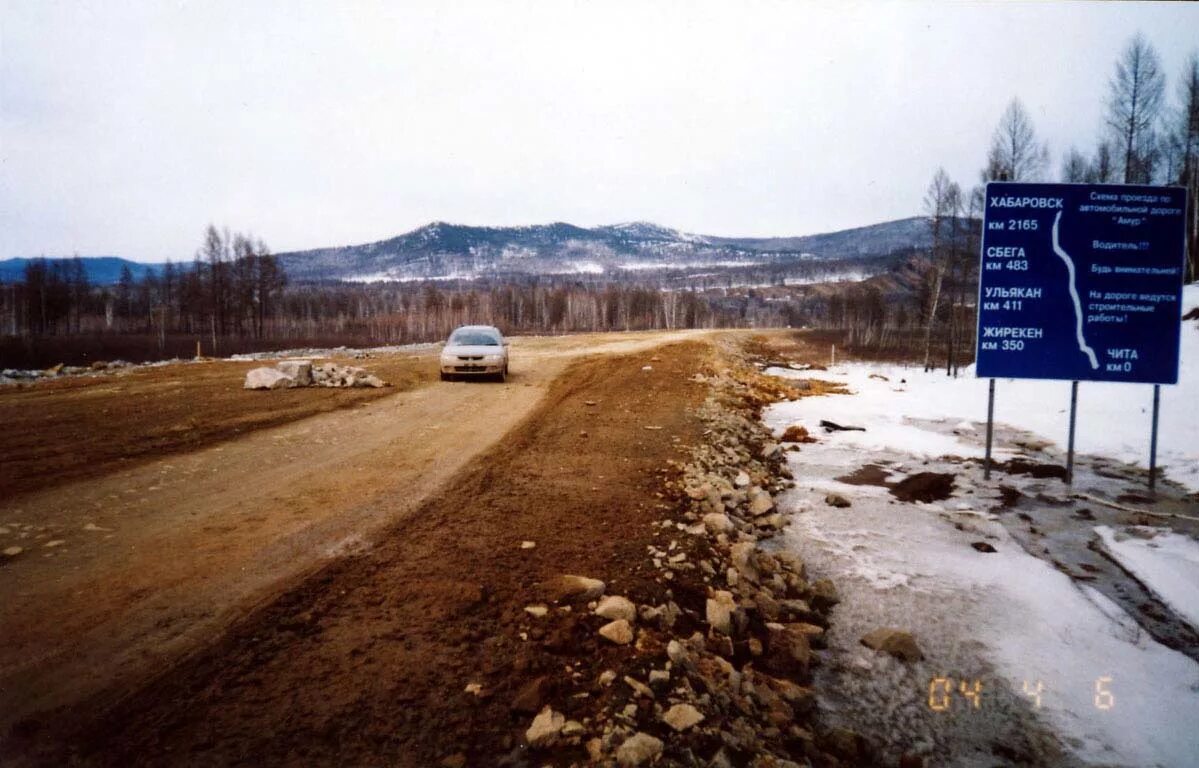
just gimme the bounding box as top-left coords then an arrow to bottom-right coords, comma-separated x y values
1050,211 -> 1100,370
977,182 -> 1186,384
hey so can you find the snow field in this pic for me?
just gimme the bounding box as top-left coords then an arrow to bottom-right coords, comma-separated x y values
768,285 -> 1199,491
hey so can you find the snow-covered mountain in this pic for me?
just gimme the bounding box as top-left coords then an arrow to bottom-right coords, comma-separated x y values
275,218 -> 934,282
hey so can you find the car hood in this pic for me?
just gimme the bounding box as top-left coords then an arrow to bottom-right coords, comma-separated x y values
442,345 -> 504,356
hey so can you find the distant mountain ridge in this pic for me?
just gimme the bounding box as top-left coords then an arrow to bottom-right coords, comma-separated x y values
274,217 -> 934,282
1,217 -> 937,285
0,257 -> 166,285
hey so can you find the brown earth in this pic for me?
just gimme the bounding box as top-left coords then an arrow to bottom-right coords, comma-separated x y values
0,330 -> 726,766
7,341 -> 711,766
0,353 -> 435,499
0,331 -> 707,736
0,332 -> 701,500
888,472 -> 956,504
834,464 -> 892,487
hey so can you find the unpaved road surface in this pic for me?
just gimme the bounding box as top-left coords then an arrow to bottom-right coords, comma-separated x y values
0,330 -> 707,747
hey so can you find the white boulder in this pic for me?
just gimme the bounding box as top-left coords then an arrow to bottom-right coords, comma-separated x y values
244,367 -> 297,390
595,595 -> 637,623
276,359 -> 313,386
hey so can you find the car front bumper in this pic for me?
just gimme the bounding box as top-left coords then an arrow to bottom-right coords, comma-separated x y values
441,363 -> 505,375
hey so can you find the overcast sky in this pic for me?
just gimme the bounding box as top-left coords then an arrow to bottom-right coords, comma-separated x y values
3,1 -> 1198,262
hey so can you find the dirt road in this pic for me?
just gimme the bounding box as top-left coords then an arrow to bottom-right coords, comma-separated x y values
0,330 -> 707,741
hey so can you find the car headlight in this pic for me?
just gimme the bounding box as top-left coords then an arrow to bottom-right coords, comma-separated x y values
483,354 -> 503,363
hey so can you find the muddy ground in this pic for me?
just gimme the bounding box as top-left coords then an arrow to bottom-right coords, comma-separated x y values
1,330 -> 757,765
0,353 -> 435,499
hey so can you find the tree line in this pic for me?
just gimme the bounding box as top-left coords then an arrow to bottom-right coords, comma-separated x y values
816,33 -> 1199,374
3,226 -> 286,356
6,33 -> 1194,369
1,226 -> 796,366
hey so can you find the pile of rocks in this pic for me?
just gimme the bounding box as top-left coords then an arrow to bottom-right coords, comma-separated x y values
1,360 -> 136,386
508,343 -> 866,767
243,359 -> 388,390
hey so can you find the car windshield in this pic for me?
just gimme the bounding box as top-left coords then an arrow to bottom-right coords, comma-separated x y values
448,330 -> 500,346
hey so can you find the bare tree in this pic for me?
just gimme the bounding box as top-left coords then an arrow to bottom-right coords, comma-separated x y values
1107,33 -> 1166,184
1171,52 -> 1199,282
1061,146 -> 1091,182
921,168 -> 960,371
1090,141 -> 1119,183
985,98 -> 1049,182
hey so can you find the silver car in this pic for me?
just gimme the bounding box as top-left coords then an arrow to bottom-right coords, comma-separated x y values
439,325 -> 510,382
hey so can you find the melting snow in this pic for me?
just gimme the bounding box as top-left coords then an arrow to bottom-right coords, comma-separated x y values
764,286 -> 1199,766
1096,525 -> 1199,633
768,284 -> 1199,490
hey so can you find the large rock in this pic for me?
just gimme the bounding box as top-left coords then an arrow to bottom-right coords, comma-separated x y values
706,590 -> 736,635
623,675 -> 655,699
542,574 -> 605,603
599,619 -> 634,645
729,542 -> 759,583
615,732 -> 663,766
599,613 -> 637,642
244,367 -> 296,390
595,595 -> 637,622
809,578 -> 840,610
511,675 -> 549,714
276,360 -> 313,386
820,727 -> 874,763
762,623 -> 812,678
860,628 -> 924,662
308,362 -> 388,388
775,550 -> 806,578
356,374 -> 387,388
702,512 -> 734,534
781,425 -> 816,443
525,705 -> 565,747
748,488 -> 775,517
662,703 -> 704,732
824,493 -> 852,508
788,622 -> 827,648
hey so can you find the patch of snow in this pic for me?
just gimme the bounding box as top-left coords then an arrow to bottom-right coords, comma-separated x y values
781,270 -> 869,286
617,259 -> 763,271
775,424 -> 1199,767
767,366 -> 1001,461
345,272 -> 463,283
768,283 -> 1199,489
1095,525 -> 1199,632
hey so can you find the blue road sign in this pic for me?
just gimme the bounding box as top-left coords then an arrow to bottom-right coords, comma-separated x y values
976,182 -> 1187,384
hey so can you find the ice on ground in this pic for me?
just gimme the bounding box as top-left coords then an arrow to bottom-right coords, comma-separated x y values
769,283 -> 1199,490
777,449 -> 1199,767
768,365 -> 1004,461
766,301 -> 1199,766
1096,525 -> 1199,633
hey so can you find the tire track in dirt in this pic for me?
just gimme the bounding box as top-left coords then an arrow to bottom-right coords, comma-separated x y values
0,331 -> 706,741
5,339 -> 714,767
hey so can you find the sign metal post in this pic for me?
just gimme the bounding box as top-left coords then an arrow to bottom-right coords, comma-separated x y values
984,378 -> 996,480
1149,384 -> 1161,492
1066,381 -> 1078,485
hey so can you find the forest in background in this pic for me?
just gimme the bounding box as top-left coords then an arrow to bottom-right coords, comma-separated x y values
2,34 -> 1196,371
808,32 -> 1199,375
